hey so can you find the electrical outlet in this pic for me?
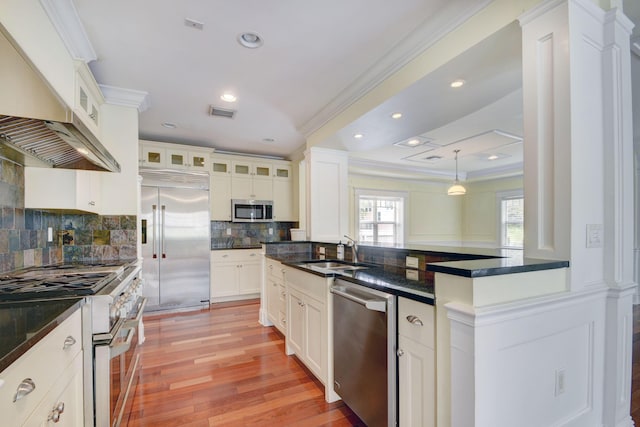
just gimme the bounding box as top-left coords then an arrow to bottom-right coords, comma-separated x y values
47,227 -> 53,242
586,224 -> 603,248
269,228 -> 273,235
319,247 -> 325,255
554,369 -> 566,396
406,256 -> 419,269
226,228 -> 232,235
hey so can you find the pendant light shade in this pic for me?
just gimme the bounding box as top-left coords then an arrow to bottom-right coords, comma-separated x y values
447,149 -> 466,196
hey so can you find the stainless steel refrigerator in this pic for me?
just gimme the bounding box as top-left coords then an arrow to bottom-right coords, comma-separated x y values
140,169 -> 210,311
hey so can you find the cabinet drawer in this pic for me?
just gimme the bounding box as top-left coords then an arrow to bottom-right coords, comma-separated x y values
211,249 -> 261,263
265,259 -> 285,281
0,309 -> 82,425
398,297 -> 434,348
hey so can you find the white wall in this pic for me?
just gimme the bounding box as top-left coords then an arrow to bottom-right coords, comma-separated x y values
461,176 -> 523,247
349,173 -> 523,247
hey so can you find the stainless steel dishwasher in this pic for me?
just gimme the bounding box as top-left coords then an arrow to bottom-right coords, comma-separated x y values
331,278 -> 397,427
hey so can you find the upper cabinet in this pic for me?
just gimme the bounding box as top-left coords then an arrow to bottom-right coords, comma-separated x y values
139,140 -> 213,171
74,61 -> 103,138
25,168 -> 101,214
231,160 -> 273,200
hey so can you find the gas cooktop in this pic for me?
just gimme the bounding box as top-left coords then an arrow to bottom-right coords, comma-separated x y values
0,262 -> 127,301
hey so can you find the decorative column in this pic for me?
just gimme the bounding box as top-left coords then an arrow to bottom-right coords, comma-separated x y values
520,1 -> 635,426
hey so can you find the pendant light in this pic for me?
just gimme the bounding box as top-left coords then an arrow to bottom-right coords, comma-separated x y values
447,149 -> 466,196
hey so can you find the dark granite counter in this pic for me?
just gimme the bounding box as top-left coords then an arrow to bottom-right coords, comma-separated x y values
211,245 -> 262,250
0,298 -> 84,373
427,257 -> 569,278
265,253 -> 434,304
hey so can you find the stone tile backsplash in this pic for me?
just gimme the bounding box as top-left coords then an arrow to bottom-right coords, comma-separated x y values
0,160 -> 137,273
211,221 -> 299,248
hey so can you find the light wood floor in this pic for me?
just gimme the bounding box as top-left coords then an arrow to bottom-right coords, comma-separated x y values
125,300 -> 363,426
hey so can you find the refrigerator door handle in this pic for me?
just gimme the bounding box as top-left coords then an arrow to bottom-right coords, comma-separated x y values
152,204 -> 157,259
161,205 -> 167,258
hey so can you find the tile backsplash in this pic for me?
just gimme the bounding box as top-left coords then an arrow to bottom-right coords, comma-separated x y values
211,221 -> 299,248
0,160 -> 136,273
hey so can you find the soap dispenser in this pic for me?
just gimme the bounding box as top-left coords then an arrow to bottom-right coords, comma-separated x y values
337,241 -> 345,260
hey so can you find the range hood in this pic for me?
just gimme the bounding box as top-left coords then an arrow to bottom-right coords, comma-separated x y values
0,28 -> 120,172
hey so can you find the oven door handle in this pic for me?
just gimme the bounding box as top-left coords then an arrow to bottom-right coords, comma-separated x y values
110,327 -> 136,359
124,297 -> 147,329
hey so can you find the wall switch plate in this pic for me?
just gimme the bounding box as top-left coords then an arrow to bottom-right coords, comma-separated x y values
406,256 -> 419,269
586,224 -> 603,248
226,228 -> 232,235
269,228 -> 273,235
47,227 -> 53,242
554,369 -> 566,396
318,247 -> 326,255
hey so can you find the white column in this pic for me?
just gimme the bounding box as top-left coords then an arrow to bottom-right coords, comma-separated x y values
521,1 -> 635,426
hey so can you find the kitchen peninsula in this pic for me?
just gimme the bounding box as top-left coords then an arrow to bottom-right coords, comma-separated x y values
261,240 -> 570,426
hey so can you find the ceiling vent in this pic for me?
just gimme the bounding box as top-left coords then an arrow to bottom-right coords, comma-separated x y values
209,106 -> 236,119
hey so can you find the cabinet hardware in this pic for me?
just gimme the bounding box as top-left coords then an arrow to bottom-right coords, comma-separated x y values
63,335 -> 76,349
406,315 -> 423,326
13,378 -> 36,402
47,402 -> 65,423
397,348 -> 405,357
88,201 -> 96,206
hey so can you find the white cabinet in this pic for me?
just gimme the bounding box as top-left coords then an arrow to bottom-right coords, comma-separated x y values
210,157 -> 233,220
74,61 -> 103,138
284,267 -> 329,385
265,259 -> 287,334
0,309 -> 83,427
25,168 -> 101,214
139,140 -> 212,171
273,163 -> 294,221
210,249 -> 262,301
397,297 -> 436,427
231,160 -> 273,200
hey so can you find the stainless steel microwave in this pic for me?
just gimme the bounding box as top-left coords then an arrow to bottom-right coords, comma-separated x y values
231,199 -> 273,222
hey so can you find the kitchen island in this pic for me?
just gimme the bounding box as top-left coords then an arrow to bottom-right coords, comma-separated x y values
262,241 -> 572,426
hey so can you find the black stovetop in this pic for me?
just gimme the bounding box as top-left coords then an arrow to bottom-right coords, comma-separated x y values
0,262 -> 126,301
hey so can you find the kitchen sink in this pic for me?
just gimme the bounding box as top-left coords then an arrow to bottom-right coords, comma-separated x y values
297,260 -> 371,271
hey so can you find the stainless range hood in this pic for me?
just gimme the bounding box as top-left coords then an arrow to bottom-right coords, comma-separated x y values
0,28 -> 120,172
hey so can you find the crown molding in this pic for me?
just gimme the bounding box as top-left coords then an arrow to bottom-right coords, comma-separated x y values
298,0 -> 492,138
39,0 -> 97,62
99,84 -> 150,112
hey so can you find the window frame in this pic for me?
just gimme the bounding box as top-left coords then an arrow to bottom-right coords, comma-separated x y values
496,189 -> 524,249
354,188 -> 407,245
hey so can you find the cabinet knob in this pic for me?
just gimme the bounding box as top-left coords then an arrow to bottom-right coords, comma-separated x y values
88,201 -> 96,206
397,348 -> 405,357
63,335 -> 76,349
48,401 -> 65,423
13,378 -> 36,402
406,315 -> 424,326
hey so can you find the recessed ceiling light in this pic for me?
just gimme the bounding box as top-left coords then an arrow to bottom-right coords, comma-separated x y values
391,112 -> 402,119
238,32 -> 263,48
353,133 -> 364,139
161,122 -> 177,129
262,138 -> 275,143
220,93 -> 237,102
393,136 -> 433,148
487,154 -> 499,160
450,79 -> 465,88
77,147 -> 89,155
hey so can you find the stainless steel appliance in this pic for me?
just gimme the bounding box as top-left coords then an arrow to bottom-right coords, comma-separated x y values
140,170 -> 210,311
231,199 -> 273,222
0,260 -> 145,426
331,279 -> 397,427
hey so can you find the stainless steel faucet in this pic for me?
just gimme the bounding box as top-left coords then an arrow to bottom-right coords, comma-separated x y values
344,235 -> 359,263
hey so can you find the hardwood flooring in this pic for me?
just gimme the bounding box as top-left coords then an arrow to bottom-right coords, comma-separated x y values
125,300 -> 363,426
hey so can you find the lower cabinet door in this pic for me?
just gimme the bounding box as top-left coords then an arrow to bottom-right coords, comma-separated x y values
24,353 -> 84,427
211,263 -> 238,298
398,335 -> 435,427
238,262 -> 261,294
303,296 -> 324,379
287,289 -> 304,356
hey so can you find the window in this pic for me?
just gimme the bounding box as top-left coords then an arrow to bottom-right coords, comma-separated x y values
356,190 -> 405,245
500,192 -> 524,248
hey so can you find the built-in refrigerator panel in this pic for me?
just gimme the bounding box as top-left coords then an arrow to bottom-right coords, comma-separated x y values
140,170 -> 210,311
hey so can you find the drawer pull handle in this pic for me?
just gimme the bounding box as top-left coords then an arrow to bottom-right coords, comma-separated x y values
13,378 -> 35,402
406,315 -> 423,326
48,401 -> 65,423
397,348 -> 405,357
63,335 -> 77,349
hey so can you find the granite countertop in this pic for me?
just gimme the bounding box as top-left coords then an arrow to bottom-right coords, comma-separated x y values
427,256 -> 569,278
266,253 -> 434,304
0,298 -> 84,373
